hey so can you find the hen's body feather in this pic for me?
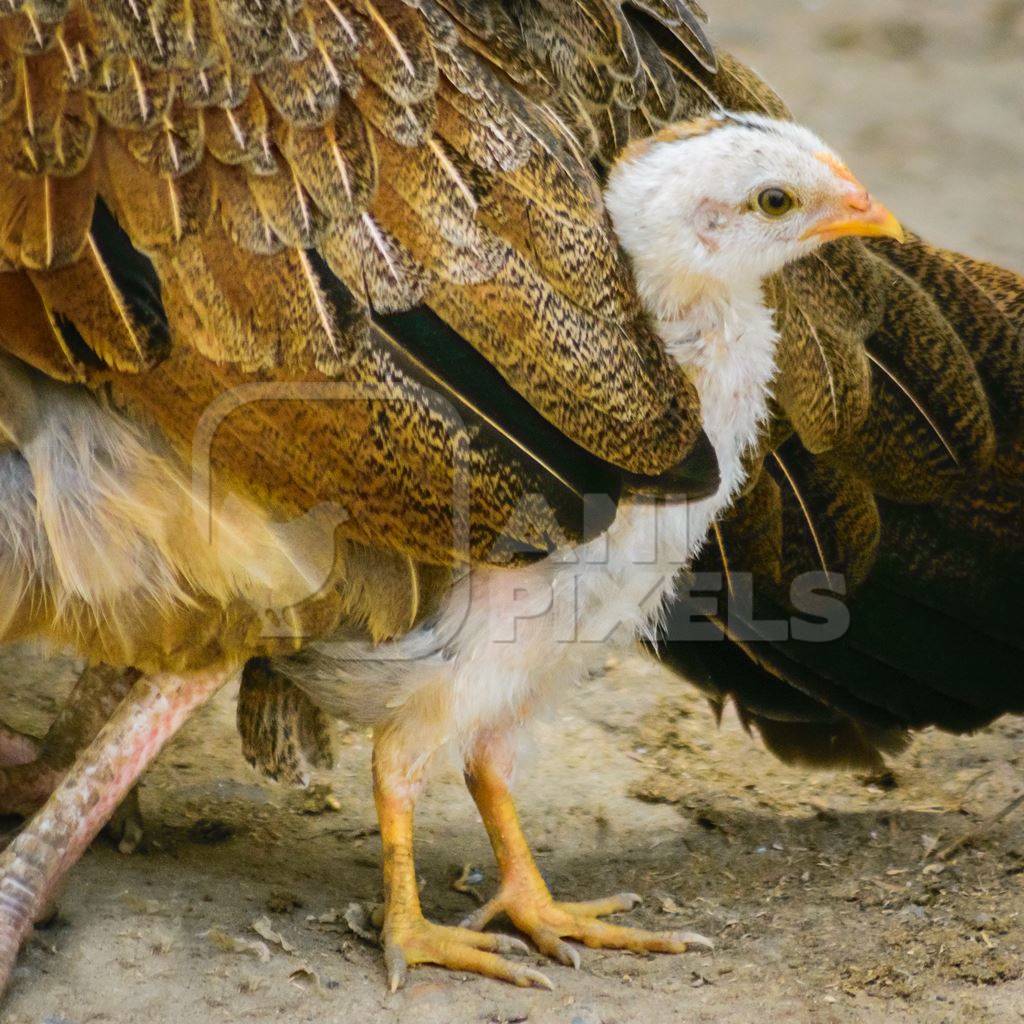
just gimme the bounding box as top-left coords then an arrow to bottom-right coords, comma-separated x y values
0,0 -> 727,671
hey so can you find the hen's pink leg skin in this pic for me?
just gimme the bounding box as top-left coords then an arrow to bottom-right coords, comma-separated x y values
0,665 -> 141,818
0,664 -> 235,994
0,726 -> 38,770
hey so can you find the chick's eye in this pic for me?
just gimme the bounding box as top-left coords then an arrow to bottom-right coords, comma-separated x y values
757,187 -> 796,218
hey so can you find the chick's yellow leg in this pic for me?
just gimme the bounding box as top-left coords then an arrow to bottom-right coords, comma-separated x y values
371,732 -> 551,992
463,730 -> 712,968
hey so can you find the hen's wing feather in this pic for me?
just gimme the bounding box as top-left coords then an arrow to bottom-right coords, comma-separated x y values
0,0 -> 714,567
657,242 -> 1024,764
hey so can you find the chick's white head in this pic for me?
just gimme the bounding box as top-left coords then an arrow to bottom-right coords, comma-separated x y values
605,113 -> 904,317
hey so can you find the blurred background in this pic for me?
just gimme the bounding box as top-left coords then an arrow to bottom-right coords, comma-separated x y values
715,0 -> 1024,268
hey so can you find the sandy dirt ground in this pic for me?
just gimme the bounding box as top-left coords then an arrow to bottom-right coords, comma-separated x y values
3,2 -> 1024,1022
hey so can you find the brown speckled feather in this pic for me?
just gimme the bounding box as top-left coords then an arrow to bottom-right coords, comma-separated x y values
868,234 -> 1024,435
238,659 -> 335,785
0,0 -> 713,582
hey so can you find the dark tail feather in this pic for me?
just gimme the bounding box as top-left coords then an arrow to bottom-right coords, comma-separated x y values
651,611 -> 910,771
653,478 -> 1024,769
745,716 -> 909,773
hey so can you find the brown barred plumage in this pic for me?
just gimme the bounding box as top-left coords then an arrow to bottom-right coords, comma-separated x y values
237,658 -> 334,785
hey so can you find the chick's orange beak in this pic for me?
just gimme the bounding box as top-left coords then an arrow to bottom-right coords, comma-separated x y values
802,185 -> 906,245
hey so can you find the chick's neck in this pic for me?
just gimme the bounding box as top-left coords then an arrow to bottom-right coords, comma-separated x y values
652,270 -> 780,510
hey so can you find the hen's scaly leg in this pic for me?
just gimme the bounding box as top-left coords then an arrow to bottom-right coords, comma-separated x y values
0,664 -> 235,994
372,728 -> 550,992
463,729 -> 712,968
0,665 -> 139,812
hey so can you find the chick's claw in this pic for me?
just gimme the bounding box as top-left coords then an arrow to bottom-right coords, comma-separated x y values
382,917 -> 551,992
461,888 -> 713,965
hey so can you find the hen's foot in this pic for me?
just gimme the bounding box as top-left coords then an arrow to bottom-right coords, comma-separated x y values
382,913 -> 549,992
462,885 -> 711,968
372,734 -> 552,992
